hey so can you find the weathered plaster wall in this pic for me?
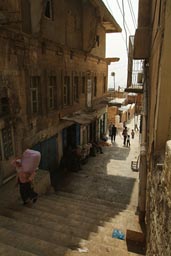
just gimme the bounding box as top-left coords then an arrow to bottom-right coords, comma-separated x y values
155,1 -> 171,150
145,2 -> 171,255
146,140 -> 171,256
0,29 -> 108,178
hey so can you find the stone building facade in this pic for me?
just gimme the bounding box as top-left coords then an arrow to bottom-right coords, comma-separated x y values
0,0 -> 121,185
134,0 -> 171,255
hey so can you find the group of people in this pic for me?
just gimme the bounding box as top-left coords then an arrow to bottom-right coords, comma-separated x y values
108,122 -> 136,147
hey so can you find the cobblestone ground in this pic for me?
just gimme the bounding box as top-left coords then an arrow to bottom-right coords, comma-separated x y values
61,118 -> 140,213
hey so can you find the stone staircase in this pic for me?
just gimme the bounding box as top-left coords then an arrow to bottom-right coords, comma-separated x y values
0,174 -> 145,256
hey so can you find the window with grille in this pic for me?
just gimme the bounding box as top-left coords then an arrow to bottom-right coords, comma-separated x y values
48,76 -> 57,110
82,76 -> 85,94
103,76 -> 106,93
64,76 -> 70,105
96,35 -> 100,47
30,76 -> 40,114
73,76 -> 79,101
0,135 -> 2,160
0,97 -> 10,116
94,76 -> 97,97
2,127 -> 14,159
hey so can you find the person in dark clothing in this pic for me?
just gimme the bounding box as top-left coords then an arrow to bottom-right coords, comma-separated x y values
122,126 -> 128,146
12,159 -> 38,205
111,124 -> 117,142
91,141 -> 103,154
131,129 -> 135,139
126,135 -> 131,147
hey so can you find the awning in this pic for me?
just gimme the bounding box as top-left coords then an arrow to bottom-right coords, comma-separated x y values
109,98 -> 126,106
61,105 -> 107,125
61,112 -> 97,125
105,57 -> 120,65
118,105 -> 131,112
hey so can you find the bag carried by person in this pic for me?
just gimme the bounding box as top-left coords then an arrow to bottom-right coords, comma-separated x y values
22,149 -> 41,173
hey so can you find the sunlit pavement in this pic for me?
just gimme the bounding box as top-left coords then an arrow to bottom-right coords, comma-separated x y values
61,118 -> 140,213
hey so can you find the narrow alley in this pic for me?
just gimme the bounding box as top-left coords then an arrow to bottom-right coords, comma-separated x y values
61,118 -> 140,213
0,118 -> 145,256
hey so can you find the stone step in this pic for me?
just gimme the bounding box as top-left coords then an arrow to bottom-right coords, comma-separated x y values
0,214 -> 81,248
35,198 -> 137,234
65,249 -> 144,256
40,194 -> 138,224
37,196 -> 124,223
47,193 -> 135,215
65,242 -> 144,256
56,190 -> 137,212
7,203 -> 101,232
35,201 -> 108,226
0,242 -> 39,256
0,226 -> 67,256
0,205 -> 141,253
0,214 -> 142,256
40,193 -> 136,220
0,206 -> 98,241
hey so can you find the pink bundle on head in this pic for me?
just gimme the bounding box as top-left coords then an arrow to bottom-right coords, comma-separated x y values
21,149 -> 41,173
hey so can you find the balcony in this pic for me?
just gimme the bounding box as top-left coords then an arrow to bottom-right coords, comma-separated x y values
125,85 -> 143,94
134,28 -> 151,59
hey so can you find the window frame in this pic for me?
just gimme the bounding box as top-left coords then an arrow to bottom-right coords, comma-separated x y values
64,76 -> 70,106
48,76 -> 57,110
44,0 -> 54,20
30,76 -> 40,114
1,126 -> 14,160
93,76 -> 97,97
73,76 -> 79,102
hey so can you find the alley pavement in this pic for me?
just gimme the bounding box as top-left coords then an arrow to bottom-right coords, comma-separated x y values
61,118 -> 140,213
0,118 -> 145,256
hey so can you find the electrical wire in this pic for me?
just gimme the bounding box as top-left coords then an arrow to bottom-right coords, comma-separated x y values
115,0 -> 132,35
121,0 -> 128,53
128,0 -> 137,29
104,0 -> 130,53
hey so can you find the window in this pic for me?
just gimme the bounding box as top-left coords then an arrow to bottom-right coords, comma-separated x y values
0,135 -> 2,160
82,76 -> 85,94
103,76 -> 106,93
0,97 -> 9,116
73,76 -> 79,101
96,35 -> 100,47
44,0 -> 53,19
48,76 -> 57,110
30,76 -> 40,114
2,126 -> 14,159
64,76 -> 70,105
94,77 -> 97,97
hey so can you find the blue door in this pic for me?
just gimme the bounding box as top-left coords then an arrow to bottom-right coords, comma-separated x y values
32,136 -> 58,173
62,124 -> 80,151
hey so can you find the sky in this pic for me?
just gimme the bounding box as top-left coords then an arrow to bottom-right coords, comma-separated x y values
102,0 -> 139,89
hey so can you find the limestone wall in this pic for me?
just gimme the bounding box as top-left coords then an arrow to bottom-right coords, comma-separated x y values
146,140 -> 171,256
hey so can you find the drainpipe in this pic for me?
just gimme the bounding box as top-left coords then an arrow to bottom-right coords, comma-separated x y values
138,60 -> 148,223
